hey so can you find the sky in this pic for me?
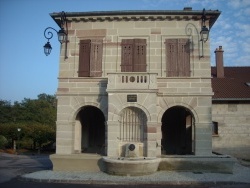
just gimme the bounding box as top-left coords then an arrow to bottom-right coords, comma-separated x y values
0,0 -> 249,103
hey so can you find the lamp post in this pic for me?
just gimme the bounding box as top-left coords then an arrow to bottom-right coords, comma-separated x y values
17,128 -> 21,154
43,11 -> 68,59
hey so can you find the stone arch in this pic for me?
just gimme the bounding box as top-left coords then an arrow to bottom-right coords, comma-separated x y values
75,105 -> 106,155
112,103 -> 152,122
69,101 -> 107,123
118,106 -> 147,142
157,101 -> 199,124
161,105 -> 195,155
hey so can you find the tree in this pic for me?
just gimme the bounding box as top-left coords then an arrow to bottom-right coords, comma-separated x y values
0,93 -> 57,152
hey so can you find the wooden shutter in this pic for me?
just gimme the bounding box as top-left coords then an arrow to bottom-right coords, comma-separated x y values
121,39 -> 133,72
166,39 -> 178,77
133,39 -> 147,72
78,40 -> 91,77
165,39 -> 190,77
178,39 -> 190,77
90,39 -> 103,77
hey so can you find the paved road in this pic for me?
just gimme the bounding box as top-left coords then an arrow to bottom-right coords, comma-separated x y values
1,178 -> 250,188
0,152 -> 52,184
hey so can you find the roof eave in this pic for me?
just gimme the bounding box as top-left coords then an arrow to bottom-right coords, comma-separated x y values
50,9 -> 221,29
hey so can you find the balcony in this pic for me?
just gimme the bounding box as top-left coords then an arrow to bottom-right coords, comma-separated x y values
107,73 -> 158,91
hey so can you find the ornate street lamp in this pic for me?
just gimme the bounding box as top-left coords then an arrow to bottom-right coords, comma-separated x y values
43,11 -> 68,59
185,8 -> 210,59
200,9 -> 209,57
200,9 -> 209,42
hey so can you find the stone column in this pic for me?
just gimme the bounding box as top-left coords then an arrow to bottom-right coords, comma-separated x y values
195,122 -> 213,156
156,122 -> 162,156
74,120 -> 82,153
107,121 -> 120,157
145,122 -> 157,157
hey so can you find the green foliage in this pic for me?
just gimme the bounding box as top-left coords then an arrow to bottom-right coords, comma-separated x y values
0,135 -> 8,149
0,93 -> 56,151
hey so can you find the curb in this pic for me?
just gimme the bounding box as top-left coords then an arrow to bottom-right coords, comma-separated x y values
19,176 -> 250,186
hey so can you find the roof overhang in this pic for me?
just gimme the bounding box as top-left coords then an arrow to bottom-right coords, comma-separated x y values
50,9 -> 221,29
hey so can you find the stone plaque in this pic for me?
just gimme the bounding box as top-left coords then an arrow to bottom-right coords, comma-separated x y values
127,95 -> 137,102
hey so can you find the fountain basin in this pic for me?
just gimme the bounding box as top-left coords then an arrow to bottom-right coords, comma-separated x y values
103,157 -> 161,176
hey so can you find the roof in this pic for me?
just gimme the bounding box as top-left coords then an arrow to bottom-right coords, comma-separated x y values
211,67 -> 250,100
50,8 -> 221,29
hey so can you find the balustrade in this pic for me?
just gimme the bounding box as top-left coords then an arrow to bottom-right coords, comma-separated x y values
107,72 -> 157,90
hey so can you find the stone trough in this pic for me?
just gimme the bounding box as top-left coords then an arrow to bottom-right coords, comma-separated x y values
103,157 -> 161,176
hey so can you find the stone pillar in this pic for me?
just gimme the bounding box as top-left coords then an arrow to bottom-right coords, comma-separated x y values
107,121 -> 120,157
145,122 -> 157,157
74,120 -> 82,153
195,122 -> 213,156
156,123 -> 162,156
56,121 -> 75,155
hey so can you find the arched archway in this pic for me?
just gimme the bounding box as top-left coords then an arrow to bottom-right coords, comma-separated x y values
161,106 -> 194,155
76,106 -> 105,154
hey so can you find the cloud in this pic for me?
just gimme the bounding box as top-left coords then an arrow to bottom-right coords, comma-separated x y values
228,0 -> 250,9
187,0 -> 220,9
141,0 -> 182,9
234,55 -> 250,66
234,23 -> 250,37
242,39 -> 250,53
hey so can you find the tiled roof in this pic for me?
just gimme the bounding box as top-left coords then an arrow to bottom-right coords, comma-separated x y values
211,67 -> 250,100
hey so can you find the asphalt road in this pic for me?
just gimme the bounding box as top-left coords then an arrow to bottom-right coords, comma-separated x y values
0,152 -> 52,183
0,152 -> 249,188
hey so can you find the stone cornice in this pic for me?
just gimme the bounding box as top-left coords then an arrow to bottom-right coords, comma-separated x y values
50,9 -> 221,29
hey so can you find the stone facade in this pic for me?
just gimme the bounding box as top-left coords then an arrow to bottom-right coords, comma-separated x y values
212,102 -> 250,159
49,9 -> 233,172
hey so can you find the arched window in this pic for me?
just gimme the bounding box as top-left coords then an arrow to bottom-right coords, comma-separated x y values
119,107 -> 147,142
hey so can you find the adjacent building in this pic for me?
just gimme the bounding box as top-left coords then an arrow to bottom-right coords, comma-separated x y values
212,47 -> 250,160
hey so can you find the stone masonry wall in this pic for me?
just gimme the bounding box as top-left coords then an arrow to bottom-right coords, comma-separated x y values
56,15 -> 213,156
212,103 -> 250,159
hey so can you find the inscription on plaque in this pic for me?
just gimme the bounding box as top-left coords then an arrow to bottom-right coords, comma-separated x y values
127,95 -> 137,102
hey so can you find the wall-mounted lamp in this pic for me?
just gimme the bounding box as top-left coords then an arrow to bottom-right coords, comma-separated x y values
43,11 -> 68,59
185,8 -> 210,59
200,8 -> 209,57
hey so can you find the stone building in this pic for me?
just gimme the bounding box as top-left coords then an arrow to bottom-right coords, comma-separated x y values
212,47 -> 250,160
48,8 -> 235,173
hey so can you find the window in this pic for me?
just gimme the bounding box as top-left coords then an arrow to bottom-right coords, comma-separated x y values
78,39 -> 103,77
121,39 -> 147,72
165,38 -> 190,77
212,121 -> 218,135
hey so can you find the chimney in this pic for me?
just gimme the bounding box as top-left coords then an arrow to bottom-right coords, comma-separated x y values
214,46 -> 224,78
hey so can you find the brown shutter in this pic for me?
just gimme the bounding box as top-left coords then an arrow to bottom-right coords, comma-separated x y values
121,39 -> 133,72
166,39 -> 178,77
165,39 -> 190,77
78,40 -> 91,77
178,39 -> 190,77
90,39 -> 103,77
133,39 -> 146,72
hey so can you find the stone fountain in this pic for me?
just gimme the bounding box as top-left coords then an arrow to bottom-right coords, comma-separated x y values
103,143 -> 160,176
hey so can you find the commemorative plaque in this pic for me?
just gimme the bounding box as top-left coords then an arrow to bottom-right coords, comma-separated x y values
127,95 -> 137,102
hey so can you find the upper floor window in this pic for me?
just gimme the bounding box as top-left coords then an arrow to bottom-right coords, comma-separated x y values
78,39 -> 103,77
121,39 -> 147,72
165,38 -> 190,77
